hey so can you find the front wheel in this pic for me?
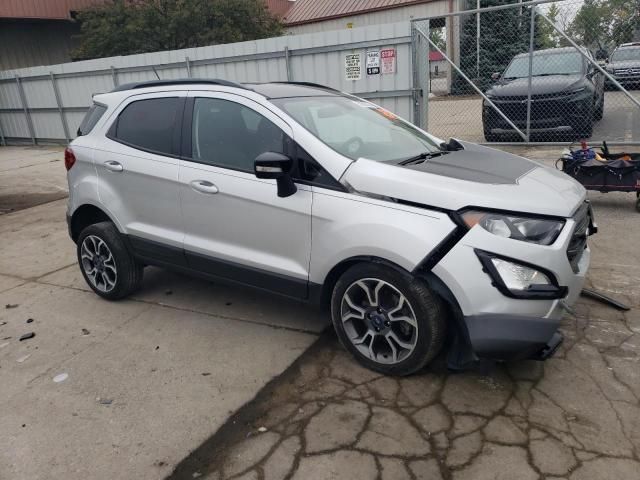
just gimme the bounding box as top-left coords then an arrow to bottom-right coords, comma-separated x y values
330,263 -> 446,376
77,221 -> 143,300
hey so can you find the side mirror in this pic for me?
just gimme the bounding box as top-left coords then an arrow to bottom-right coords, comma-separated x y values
491,72 -> 501,81
254,151 -> 297,198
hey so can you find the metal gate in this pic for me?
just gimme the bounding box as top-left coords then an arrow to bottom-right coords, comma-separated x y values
412,0 -> 640,145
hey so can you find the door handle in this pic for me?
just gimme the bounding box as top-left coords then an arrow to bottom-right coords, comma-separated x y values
103,160 -> 123,172
190,180 -> 219,194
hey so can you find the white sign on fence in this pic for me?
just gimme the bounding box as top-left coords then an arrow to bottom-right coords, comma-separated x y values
366,50 -> 380,75
381,48 -> 396,74
345,53 -> 362,80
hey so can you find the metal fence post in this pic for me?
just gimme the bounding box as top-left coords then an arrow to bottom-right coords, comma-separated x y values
421,25 -> 528,141
411,22 -> 422,128
0,119 -> 6,146
476,0 -> 481,80
284,47 -> 292,81
185,56 -> 192,78
50,72 -> 71,143
110,66 -> 119,87
525,5 -> 536,142
15,75 -> 36,145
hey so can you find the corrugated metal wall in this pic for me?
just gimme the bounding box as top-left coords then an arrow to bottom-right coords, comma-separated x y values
0,21 -> 414,145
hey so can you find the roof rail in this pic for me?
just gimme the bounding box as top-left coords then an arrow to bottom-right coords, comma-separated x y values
110,78 -> 247,92
271,81 -> 341,93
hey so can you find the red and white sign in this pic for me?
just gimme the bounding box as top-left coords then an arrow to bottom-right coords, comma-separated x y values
380,48 -> 396,74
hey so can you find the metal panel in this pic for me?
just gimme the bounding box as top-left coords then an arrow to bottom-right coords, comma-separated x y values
0,21 -> 414,143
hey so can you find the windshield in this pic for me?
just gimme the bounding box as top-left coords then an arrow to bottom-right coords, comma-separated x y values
270,96 -> 440,162
612,47 -> 640,62
503,51 -> 583,78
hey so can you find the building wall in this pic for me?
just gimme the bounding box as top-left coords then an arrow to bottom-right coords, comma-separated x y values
0,21 -> 80,70
285,2 -> 452,35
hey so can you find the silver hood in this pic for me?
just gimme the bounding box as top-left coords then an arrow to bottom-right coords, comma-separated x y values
343,142 -> 586,217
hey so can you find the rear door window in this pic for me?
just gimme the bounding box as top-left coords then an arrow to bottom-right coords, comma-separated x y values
109,97 -> 182,156
77,103 -> 107,136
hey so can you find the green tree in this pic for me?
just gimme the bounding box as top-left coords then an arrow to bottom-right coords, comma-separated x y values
536,2 -> 560,49
568,0 -> 639,50
453,0 -> 539,93
429,28 -> 446,51
72,0 -> 283,60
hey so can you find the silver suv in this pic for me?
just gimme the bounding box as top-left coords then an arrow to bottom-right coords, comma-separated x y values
65,80 -> 594,375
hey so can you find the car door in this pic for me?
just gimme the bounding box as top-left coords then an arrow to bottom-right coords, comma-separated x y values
95,92 -> 186,263
179,92 -> 312,298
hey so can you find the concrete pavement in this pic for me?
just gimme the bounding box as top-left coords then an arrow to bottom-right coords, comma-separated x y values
165,149 -> 640,480
2,145 -> 640,480
0,147 -> 325,480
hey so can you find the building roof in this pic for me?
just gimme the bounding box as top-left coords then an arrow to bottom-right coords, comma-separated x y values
0,0 -> 105,20
280,0 -> 434,26
429,51 -> 445,61
265,0 -> 295,18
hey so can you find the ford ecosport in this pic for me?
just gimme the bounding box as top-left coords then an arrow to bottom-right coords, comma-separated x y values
65,79 -> 595,375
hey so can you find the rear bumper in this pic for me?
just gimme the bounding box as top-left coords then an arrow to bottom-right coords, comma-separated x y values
464,313 -> 563,360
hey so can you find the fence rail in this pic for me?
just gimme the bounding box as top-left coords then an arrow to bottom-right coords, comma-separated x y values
0,22 -> 414,145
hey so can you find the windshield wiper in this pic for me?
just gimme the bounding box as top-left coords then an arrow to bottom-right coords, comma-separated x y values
398,150 -> 448,166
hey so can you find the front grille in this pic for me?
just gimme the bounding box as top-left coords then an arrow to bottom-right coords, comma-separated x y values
487,94 -> 580,128
566,202 -> 590,273
614,68 -> 640,76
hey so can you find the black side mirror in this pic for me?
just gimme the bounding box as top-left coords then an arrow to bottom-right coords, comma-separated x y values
491,72 -> 501,81
254,151 -> 297,198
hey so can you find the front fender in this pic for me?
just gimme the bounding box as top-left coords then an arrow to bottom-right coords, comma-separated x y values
309,189 -> 456,284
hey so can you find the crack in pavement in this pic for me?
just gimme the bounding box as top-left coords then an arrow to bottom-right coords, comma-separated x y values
164,293 -> 640,480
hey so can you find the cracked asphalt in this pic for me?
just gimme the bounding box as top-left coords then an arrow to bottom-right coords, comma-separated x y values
167,149 -> 640,480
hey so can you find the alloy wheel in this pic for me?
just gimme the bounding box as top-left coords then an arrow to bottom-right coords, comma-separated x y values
80,235 -> 117,293
340,278 -> 419,364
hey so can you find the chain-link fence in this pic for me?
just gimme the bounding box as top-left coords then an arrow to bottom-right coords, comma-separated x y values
412,0 -> 640,144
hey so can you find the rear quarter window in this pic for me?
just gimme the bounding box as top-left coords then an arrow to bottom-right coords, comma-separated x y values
107,97 -> 182,156
77,103 -> 107,136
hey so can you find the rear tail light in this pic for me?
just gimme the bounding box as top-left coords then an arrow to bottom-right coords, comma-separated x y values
64,147 -> 76,171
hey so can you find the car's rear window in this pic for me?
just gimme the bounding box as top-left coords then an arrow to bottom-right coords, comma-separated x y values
77,103 -> 107,136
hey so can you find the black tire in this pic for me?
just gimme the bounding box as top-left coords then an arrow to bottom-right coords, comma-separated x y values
484,131 -> 500,142
595,94 -> 604,120
330,263 -> 446,376
77,221 -> 143,300
574,109 -> 594,139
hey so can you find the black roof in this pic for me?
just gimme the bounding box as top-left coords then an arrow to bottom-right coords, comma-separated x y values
110,78 -> 246,92
247,82 -> 341,98
110,79 -> 341,98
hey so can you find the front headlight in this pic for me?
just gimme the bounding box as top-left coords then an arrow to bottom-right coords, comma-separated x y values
461,210 -> 565,245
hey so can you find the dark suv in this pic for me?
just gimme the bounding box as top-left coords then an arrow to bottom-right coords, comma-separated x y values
605,42 -> 640,89
483,47 -> 604,141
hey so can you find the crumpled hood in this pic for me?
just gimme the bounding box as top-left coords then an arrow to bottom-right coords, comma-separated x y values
343,142 -> 586,217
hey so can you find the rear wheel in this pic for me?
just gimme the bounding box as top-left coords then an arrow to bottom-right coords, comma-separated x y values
77,221 -> 143,300
330,263 -> 446,376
